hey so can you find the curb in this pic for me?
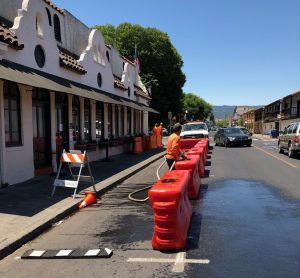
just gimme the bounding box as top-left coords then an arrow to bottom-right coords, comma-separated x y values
0,151 -> 165,260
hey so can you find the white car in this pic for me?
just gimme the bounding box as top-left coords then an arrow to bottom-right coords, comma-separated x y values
180,122 -> 209,138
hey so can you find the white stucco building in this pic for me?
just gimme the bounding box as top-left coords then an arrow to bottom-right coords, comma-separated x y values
0,0 -> 156,185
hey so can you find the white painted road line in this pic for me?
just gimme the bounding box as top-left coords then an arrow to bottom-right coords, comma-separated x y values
172,252 -> 185,272
128,254 -> 210,273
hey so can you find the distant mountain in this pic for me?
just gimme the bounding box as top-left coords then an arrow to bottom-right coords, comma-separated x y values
213,106 -> 235,119
213,105 -> 262,119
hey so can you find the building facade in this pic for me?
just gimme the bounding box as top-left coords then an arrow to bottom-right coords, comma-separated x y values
0,0 -> 156,185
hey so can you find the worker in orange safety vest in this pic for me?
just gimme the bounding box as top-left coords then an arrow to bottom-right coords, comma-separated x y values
165,123 -> 187,169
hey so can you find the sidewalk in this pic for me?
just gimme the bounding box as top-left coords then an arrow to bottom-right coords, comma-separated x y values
0,148 -> 166,260
252,133 -> 278,142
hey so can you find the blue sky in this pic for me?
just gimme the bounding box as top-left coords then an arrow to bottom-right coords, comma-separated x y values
53,0 -> 300,106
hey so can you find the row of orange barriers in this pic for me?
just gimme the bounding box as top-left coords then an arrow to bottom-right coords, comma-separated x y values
133,135 -> 163,154
148,138 -> 210,250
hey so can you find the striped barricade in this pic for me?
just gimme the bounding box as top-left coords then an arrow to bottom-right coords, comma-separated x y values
52,149 -> 96,198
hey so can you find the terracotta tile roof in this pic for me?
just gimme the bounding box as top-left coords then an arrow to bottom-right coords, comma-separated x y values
134,85 -> 151,100
114,76 -> 127,90
0,22 -> 24,50
59,50 -> 87,74
43,0 -> 66,16
120,55 -> 134,65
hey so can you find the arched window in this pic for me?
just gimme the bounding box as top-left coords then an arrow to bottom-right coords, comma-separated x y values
36,12 -> 43,36
84,99 -> 91,142
96,102 -> 104,139
4,81 -> 22,146
45,8 -> 52,26
72,96 -> 80,141
53,14 -> 61,42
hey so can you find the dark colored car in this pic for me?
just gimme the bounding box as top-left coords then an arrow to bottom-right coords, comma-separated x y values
214,127 -> 252,147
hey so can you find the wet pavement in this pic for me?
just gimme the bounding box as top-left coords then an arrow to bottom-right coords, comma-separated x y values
187,179 -> 300,277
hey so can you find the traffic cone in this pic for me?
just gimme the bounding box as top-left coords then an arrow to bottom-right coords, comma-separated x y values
79,192 -> 97,209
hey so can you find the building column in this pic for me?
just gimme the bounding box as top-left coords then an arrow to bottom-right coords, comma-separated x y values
117,105 -> 122,136
90,99 -> 96,141
103,103 -> 108,139
143,111 -> 149,135
79,97 -> 85,141
111,104 -> 116,137
0,80 -> 5,184
68,94 -> 74,149
131,107 -> 134,135
49,91 -> 57,172
123,106 -> 128,135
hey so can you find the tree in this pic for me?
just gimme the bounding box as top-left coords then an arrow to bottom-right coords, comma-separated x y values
95,23 -> 186,126
183,93 -> 212,122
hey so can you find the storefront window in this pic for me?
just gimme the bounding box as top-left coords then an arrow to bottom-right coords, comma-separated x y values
72,96 -> 80,141
84,99 -> 91,141
4,81 -> 22,147
96,102 -> 103,139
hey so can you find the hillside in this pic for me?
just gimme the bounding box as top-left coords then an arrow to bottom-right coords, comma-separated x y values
213,105 -> 262,119
213,105 -> 235,119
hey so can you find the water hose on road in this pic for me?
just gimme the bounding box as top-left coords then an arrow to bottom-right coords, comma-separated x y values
128,157 -> 175,202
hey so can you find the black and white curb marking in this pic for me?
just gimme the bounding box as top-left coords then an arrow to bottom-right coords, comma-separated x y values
21,248 -> 113,259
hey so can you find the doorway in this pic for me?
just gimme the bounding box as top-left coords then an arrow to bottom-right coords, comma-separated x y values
32,89 -> 52,175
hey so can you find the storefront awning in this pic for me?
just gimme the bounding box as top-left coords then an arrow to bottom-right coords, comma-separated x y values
0,59 -> 159,113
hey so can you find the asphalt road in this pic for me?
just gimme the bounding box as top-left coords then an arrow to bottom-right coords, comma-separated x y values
1,135 -> 300,278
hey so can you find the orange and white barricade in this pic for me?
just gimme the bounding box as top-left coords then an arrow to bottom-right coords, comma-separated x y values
51,149 -> 96,199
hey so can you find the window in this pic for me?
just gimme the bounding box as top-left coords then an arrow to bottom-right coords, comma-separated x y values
45,8 -> 52,26
292,123 -> 298,134
97,73 -> 102,88
84,99 -> 91,142
72,96 -> 80,141
4,81 -> 22,147
96,102 -> 103,139
121,107 -> 124,135
128,87 -> 131,97
106,50 -> 110,62
34,45 -> 45,68
53,14 -> 61,42
36,12 -> 43,36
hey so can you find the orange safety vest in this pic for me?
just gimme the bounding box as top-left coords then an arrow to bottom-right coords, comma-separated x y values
153,126 -> 160,136
165,133 -> 180,161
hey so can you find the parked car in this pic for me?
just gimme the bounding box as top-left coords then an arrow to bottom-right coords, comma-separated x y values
180,122 -> 209,138
278,122 -> 300,157
214,127 -> 252,147
238,127 -> 253,136
162,128 -> 169,136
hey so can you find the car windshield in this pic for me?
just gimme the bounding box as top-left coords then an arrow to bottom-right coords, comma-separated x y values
224,128 -> 244,135
182,124 -> 207,131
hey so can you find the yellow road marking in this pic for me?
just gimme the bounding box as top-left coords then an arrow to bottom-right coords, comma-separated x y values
254,146 -> 297,169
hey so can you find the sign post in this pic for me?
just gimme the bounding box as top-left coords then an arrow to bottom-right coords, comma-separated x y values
168,111 -> 172,134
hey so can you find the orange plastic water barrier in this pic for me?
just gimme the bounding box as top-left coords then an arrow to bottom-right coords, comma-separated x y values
148,170 -> 192,250
175,156 -> 201,199
149,135 -> 157,149
179,138 -> 201,151
187,147 -> 206,174
133,137 -> 143,154
187,153 -> 205,178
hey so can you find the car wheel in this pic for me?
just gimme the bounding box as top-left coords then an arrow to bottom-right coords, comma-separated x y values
288,144 -> 294,158
278,142 -> 284,154
247,143 -> 251,147
224,140 -> 228,148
